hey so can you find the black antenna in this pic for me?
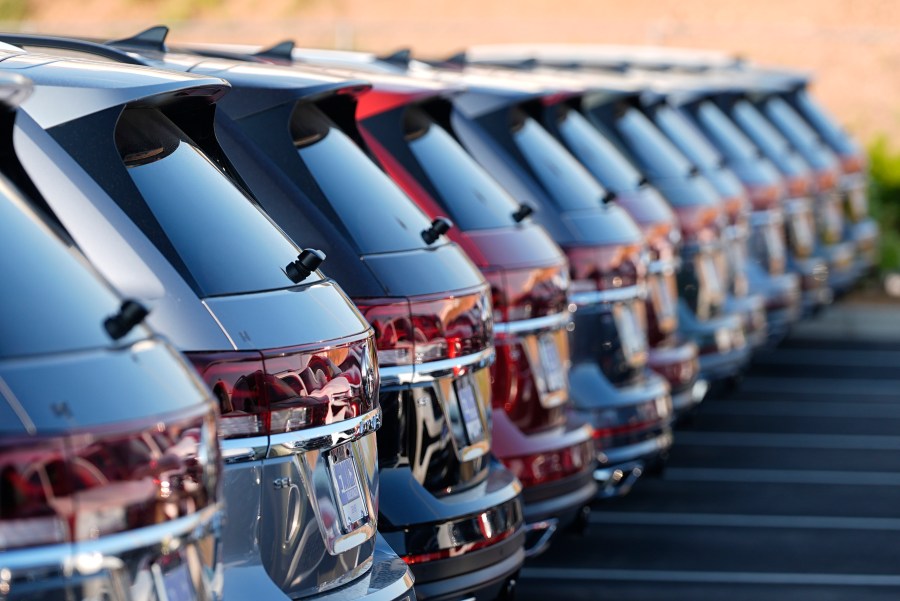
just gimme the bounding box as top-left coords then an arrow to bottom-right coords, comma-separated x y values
104,300 -> 149,340
512,203 -> 534,222
379,48 -> 412,66
421,217 -> 453,245
285,248 -> 326,284
254,40 -> 295,62
107,25 -> 169,52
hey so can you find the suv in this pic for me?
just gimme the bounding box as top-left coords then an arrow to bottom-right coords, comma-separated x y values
0,72 -> 222,601
0,43 -> 414,601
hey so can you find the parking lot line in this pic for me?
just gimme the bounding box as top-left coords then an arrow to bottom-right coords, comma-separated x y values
700,400 -> 900,419
588,511 -> 900,531
675,431 -> 900,450
520,567 -> 900,587
665,467 -> 900,486
741,377 -> 900,396
752,349 -> 900,367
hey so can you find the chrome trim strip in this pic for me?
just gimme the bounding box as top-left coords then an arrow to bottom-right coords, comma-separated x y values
379,347 -> 495,386
647,259 -> 679,275
749,208 -> 785,226
493,311 -> 572,337
267,408 -> 382,456
569,285 -> 646,307
200,299 -> 239,351
220,435 -> 268,464
1,504 -> 222,572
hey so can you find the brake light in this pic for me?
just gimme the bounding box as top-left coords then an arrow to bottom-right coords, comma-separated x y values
503,439 -> 594,487
674,204 -> 722,245
721,195 -> 750,225
745,183 -> 782,210
785,175 -> 812,198
840,154 -> 865,174
485,265 -> 569,323
357,289 -> 493,367
566,243 -> 645,295
0,409 -> 219,550
187,339 -> 377,439
401,522 -> 518,565
815,169 -> 839,193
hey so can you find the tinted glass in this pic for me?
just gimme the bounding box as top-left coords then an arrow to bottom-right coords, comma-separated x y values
653,105 -> 722,169
556,107 -> 643,192
730,100 -> 793,164
0,178 -> 138,358
511,111 -> 607,211
118,109 -> 303,297
693,101 -> 759,162
406,110 -> 520,230
793,90 -> 858,155
614,107 -> 694,179
294,103 -> 434,254
762,97 -> 838,170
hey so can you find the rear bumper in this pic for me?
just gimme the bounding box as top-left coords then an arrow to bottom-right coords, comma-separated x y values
725,294 -> 768,350
699,342 -> 752,381
648,341 -> 702,415
314,535 -> 416,601
822,240 -> 858,296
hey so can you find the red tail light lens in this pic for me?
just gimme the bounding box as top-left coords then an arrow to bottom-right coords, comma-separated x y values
485,265 -> 569,323
840,154 -> 865,175
0,409 -> 219,549
745,183 -> 782,210
503,439 -> 594,487
815,169 -> 839,193
188,339 -> 377,439
401,524 -> 518,565
357,289 -> 492,367
566,243 -> 645,295
674,204 -> 723,245
786,175 -> 812,198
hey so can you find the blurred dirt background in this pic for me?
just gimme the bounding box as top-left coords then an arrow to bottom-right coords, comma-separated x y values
6,0 -> 900,144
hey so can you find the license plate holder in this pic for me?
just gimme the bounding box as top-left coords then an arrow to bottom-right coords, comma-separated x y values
537,333 -> 566,392
455,375 -> 485,444
328,444 -> 368,532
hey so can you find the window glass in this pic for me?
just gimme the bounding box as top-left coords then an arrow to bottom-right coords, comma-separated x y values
118,109 -> 304,297
294,103 -> 434,253
614,106 -> 694,179
0,178 -> 139,358
793,90 -> 858,155
693,101 -> 759,162
406,109 -> 520,230
653,104 -> 722,169
556,106 -> 643,193
511,110 -> 606,211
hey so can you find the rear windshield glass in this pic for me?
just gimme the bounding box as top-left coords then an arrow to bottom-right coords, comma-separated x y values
556,106 -> 644,193
613,106 -> 694,179
729,100 -> 798,168
117,108 -> 303,297
793,90 -> 858,155
405,107 -> 520,230
510,108 -> 607,211
0,178 -> 139,358
692,101 -> 759,162
293,102 -> 434,254
761,97 -> 837,170
653,104 -> 722,170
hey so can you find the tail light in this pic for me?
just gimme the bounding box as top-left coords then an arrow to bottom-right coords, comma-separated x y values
745,183 -> 782,211
721,196 -> 750,227
785,175 -> 812,198
0,409 -> 219,550
486,265 -> 569,323
815,169 -> 839,193
653,355 -> 700,390
840,154 -> 865,175
401,520 -> 518,565
674,204 -> 723,245
566,243 -> 645,297
503,439 -> 594,487
187,339 -> 377,440
356,289 -> 493,368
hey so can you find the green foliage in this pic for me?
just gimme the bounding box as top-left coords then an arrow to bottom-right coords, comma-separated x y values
867,136 -> 900,272
0,0 -> 29,21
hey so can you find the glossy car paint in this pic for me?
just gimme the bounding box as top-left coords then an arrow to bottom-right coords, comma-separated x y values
73,31 -> 525,601
0,44 -> 402,601
0,72 -> 223,601
346,77 -> 596,544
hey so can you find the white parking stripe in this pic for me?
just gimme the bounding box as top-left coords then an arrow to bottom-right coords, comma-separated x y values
700,400 -> 900,419
589,511 -> 900,531
521,567 -> 900,587
754,348 -> 900,367
675,431 -> 900,450
665,467 -> 900,486
741,377 -> 900,396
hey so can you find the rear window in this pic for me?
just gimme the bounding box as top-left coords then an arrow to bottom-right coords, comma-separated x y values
117,108 -> 303,297
405,107 -> 520,230
729,100 -> 807,174
692,101 -> 759,162
653,104 -> 722,170
761,97 -> 838,170
793,90 -> 858,156
556,106 -> 644,193
0,178 -> 139,358
613,105 -> 694,179
292,102 -> 434,254
510,108 -> 607,211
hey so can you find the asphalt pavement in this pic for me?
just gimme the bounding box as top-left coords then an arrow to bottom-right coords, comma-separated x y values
519,300 -> 900,601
